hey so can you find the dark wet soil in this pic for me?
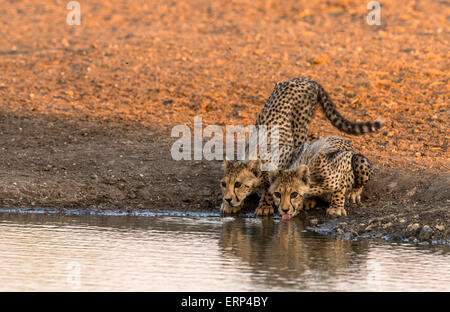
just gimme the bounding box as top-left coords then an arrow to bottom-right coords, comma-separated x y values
0,112 -> 448,244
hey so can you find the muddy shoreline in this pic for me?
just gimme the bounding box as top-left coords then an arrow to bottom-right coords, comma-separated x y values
0,112 -> 448,244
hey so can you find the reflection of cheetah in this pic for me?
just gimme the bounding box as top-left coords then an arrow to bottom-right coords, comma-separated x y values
219,217 -> 370,288
269,137 -> 372,218
220,77 -> 382,216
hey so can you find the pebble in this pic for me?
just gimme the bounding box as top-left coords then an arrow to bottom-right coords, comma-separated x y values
435,225 -> 445,231
365,224 -> 374,231
406,223 -> 420,232
387,181 -> 397,189
419,225 -> 433,240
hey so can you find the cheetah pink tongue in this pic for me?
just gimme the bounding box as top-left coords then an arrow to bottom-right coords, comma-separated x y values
281,215 -> 291,221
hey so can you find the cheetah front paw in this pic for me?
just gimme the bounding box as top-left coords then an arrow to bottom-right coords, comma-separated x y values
220,203 -> 241,214
326,207 -> 347,217
303,198 -> 318,211
255,204 -> 274,217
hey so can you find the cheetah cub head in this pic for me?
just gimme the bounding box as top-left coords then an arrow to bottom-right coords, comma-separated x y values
269,165 -> 310,218
220,158 -> 262,211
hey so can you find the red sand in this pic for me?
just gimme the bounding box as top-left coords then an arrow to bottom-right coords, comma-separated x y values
0,0 -> 447,172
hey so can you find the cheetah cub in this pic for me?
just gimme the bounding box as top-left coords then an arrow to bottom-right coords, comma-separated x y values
269,137 -> 372,218
220,77 -> 382,216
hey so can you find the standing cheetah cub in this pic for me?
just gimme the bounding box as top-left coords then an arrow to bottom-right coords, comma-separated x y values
269,137 -> 372,218
220,77 -> 381,216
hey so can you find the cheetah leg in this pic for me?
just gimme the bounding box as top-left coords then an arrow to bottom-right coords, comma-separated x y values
326,189 -> 347,217
348,186 -> 363,205
220,202 -> 242,214
255,189 -> 274,217
351,154 -> 371,205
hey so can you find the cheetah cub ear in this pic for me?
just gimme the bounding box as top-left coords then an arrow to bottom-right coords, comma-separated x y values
295,165 -> 310,185
268,168 -> 280,184
247,159 -> 262,177
223,156 -> 231,170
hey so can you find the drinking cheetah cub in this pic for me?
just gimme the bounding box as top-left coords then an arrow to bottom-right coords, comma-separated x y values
220,77 -> 381,216
268,137 -> 372,219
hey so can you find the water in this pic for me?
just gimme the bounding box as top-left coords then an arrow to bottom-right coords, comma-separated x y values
0,212 -> 448,291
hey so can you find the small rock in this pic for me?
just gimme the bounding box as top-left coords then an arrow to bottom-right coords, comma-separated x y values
383,222 -> 393,228
309,218 -> 318,226
406,187 -> 417,197
406,223 -> 420,232
435,225 -> 445,231
336,228 -> 344,235
419,225 -> 433,240
387,181 -> 397,189
376,233 -> 383,239
399,218 -> 406,223
365,224 -> 374,231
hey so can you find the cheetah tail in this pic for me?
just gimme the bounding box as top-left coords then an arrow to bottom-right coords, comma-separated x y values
317,83 -> 383,135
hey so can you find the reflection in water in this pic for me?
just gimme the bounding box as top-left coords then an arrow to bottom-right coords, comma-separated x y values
0,213 -> 448,291
219,218 -> 371,290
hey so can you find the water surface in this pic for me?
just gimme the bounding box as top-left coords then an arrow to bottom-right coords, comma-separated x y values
0,212 -> 448,291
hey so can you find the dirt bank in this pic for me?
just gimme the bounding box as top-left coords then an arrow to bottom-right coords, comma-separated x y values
0,0 -> 448,243
0,112 -> 448,244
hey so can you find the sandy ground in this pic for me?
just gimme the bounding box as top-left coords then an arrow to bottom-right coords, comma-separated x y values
0,0 -> 448,243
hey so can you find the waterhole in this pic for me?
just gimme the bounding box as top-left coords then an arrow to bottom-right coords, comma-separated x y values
0,211 -> 448,291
